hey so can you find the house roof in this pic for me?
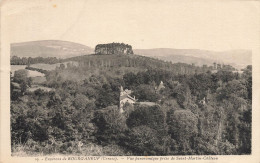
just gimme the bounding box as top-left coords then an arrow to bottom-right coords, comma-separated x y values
120,94 -> 136,101
137,102 -> 157,106
156,81 -> 165,91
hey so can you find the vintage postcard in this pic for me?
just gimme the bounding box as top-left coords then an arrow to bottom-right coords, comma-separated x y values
1,0 -> 260,162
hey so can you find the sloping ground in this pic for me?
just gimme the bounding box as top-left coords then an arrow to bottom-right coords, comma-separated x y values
29,61 -> 79,71
28,70 -> 45,77
134,48 -> 252,70
11,40 -> 94,58
31,76 -> 47,84
10,65 -> 27,77
63,54 -> 211,80
10,65 -> 45,78
11,40 -> 251,69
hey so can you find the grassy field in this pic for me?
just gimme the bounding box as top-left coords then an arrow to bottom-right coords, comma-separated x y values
11,65 -> 45,77
11,65 -> 27,77
30,61 -> 79,71
27,85 -> 53,92
31,76 -> 47,84
28,70 -> 45,77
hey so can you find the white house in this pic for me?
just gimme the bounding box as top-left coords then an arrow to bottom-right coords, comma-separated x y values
119,86 -> 136,113
155,81 -> 165,93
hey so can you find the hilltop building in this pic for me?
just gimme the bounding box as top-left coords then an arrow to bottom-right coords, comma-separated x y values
119,86 -> 136,113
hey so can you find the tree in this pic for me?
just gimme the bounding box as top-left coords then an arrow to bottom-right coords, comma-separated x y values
132,84 -> 159,102
126,105 -> 165,132
73,94 -> 88,109
167,109 -> 198,154
60,63 -> 65,70
124,126 -> 164,155
171,83 -> 191,109
93,105 -> 127,145
13,69 -> 28,84
217,79 -> 248,101
242,65 -> 252,101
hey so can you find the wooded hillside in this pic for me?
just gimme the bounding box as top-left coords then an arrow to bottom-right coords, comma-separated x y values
10,53 -> 252,156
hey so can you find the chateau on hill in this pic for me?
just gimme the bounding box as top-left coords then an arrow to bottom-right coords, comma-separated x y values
95,43 -> 134,55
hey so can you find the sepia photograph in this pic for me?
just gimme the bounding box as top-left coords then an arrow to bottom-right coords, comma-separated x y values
1,0 -> 260,162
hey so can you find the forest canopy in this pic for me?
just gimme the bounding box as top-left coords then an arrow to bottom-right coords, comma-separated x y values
10,53 -> 252,156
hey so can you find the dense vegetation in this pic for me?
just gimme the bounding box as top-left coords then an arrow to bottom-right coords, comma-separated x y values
11,54 -> 252,156
95,43 -> 133,55
11,56 -> 62,65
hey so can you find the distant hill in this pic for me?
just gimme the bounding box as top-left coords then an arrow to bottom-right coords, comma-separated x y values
134,48 -> 252,70
11,40 -> 251,70
11,40 -> 94,58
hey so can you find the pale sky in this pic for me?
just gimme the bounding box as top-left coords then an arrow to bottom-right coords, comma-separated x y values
2,0 -> 260,50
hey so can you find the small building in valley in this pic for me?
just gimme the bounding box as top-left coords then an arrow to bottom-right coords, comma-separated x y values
119,86 -> 136,113
155,81 -> 165,93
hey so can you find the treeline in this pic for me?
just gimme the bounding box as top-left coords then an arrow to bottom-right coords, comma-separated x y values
11,62 -> 252,155
67,54 -> 214,75
95,43 -> 134,55
25,67 -> 48,74
11,56 -> 62,65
